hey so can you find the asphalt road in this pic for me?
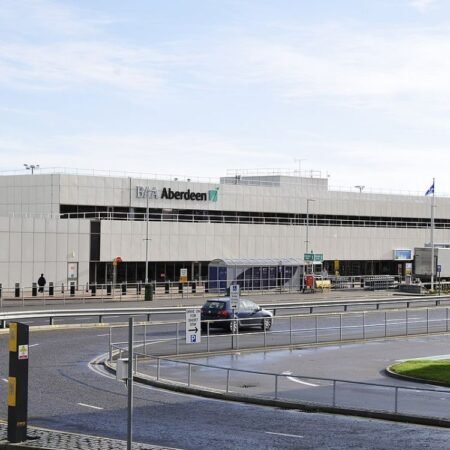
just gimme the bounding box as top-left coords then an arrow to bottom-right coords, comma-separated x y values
1,324 -> 450,448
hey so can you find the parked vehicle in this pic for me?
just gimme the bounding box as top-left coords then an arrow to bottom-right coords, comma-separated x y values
201,298 -> 273,332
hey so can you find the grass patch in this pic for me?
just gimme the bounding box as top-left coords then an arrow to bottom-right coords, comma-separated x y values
390,359 -> 450,383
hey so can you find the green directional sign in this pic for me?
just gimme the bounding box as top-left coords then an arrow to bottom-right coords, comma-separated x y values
304,253 -> 323,262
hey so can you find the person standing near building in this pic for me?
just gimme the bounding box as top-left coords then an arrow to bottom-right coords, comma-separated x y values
38,273 -> 46,293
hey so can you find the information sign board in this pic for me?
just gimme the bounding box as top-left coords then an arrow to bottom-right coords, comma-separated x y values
185,308 -> 201,344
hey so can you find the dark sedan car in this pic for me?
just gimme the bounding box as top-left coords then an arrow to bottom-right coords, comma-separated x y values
201,298 -> 273,333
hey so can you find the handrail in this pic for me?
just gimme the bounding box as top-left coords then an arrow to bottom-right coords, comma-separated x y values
1,295 -> 450,328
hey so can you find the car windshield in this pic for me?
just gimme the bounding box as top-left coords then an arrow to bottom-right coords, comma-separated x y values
203,301 -> 227,310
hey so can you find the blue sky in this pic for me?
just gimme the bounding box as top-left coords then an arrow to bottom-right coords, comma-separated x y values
1,0 -> 450,194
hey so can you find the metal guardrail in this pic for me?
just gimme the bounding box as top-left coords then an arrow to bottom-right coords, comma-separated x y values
2,295 -> 450,328
109,306 -> 450,423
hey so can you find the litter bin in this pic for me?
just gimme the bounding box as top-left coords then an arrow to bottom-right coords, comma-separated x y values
49,282 -> 54,296
122,283 -> 127,295
70,282 -> 75,297
90,283 -> 96,296
144,283 -> 153,301
107,283 -> 112,296
15,283 -> 20,298
32,282 -> 37,297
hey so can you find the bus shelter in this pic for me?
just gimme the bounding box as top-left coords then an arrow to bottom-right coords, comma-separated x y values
208,258 -> 322,293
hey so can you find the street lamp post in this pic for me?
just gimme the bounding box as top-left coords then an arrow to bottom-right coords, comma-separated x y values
305,198 -> 315,276
145,193 -> 149,284
143,192 -> 152,301
24,164 -> 39,174
305,198 -> 315,254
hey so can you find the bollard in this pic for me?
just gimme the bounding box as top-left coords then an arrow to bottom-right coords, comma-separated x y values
90,283 -> 96,296
144,283 -> 153,301
15,283 -> 20,298
61,283 -> 64,294
49,282 -> 54,296
107,283 -> 112,296
70,282 -> 75,296
122,283 -> 127,295
32,282 -> 37,297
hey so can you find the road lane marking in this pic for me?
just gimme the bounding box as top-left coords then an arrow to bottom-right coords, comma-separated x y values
266,432 -> 304,439
282,371 -> 319,387
77,403 -> 104,410
97,334 -> 110,337
2,378 -> 8,383
29,344 -> 39,348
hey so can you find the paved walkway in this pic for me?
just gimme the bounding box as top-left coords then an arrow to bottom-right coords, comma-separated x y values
0,422 -> 176,450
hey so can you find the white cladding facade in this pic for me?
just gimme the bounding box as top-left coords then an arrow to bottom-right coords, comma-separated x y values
0,172 -> 448,288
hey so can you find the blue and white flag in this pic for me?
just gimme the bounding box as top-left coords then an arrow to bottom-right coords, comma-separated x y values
425,182 -> 435,196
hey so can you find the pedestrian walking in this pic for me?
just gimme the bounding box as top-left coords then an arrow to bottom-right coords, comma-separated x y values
38,273 -> 46,293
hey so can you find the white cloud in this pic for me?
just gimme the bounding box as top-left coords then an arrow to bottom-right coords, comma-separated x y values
0,41 -> 169,94
409,0 -> 436,13
0,133 -> 281,180
0,0 -> 112,38
209,28 -> 450,101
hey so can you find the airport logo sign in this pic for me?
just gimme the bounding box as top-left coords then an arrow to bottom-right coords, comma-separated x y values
136,186 -> 219,202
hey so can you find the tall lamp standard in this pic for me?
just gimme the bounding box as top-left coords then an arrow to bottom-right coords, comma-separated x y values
24,164 -> 39,174
305,198 -> 315,275
305,198 -> 315,254
145,192 -> 149,284
143,191 -> 152,300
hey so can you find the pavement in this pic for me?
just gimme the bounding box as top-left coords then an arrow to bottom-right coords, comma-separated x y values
0,288 -> 398,312
0,289 -> 397,449
0,421 -> 177,450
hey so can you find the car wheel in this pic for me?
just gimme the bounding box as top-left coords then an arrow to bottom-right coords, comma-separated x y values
261,317 -> 272,331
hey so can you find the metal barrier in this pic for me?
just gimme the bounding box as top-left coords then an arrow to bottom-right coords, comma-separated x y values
109,306 -> 450,422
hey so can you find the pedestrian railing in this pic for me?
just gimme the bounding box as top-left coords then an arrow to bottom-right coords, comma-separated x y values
109,306 -> 450,422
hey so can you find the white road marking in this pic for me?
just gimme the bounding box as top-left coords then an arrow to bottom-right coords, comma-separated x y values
282,371 -> 319,387
2,378 -> 8,383
77,403 -> 104,410
97,334 -> 110,337
266,431 -> 304,439
29,343 -> 39,348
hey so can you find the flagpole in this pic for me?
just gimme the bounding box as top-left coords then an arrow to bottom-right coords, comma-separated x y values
430,178 -> 435,292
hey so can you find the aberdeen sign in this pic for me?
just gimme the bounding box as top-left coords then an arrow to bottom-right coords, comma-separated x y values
136,186 -> 219,202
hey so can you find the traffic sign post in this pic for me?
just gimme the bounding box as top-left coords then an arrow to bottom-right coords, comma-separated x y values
8,322 -> 29,443
186,308 -> 201,344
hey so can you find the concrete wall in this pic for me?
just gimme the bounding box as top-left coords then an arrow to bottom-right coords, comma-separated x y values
0,216 -> 90,289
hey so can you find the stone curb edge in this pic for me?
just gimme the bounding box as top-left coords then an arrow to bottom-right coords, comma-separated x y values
385,366 -> 450,388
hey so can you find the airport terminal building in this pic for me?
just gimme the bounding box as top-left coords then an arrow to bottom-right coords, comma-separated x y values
0,170 -> 447,289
